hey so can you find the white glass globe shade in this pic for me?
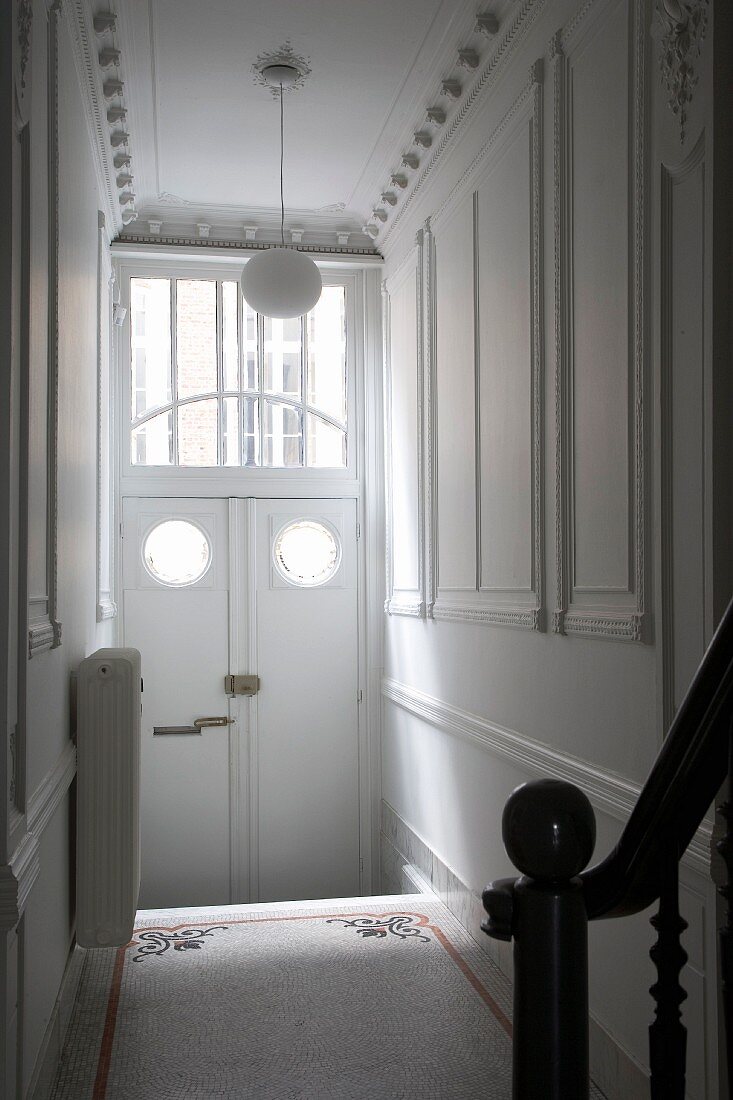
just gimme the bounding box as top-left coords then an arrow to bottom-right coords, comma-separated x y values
240,248 -> 322,319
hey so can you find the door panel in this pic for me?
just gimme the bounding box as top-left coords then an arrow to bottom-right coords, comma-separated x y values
122,496 -> 361,910
254,499 -> 360,902
123,498 -> 232,908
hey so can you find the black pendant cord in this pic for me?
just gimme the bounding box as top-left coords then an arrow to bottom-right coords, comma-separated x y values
279,83 -> 285,247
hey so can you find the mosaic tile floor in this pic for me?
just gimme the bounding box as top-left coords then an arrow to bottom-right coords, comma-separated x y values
52,893 -> 606,1099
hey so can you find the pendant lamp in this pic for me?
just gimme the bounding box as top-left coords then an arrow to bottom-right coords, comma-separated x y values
241,64 -> 322,319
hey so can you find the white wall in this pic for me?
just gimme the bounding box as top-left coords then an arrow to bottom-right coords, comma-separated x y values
3,2 -> 117,1094
379,0 -> 725,1096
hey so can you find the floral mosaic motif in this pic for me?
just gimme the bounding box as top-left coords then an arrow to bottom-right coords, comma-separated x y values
654,0 -> 708,144
132,926 -> 228,961
326,915 -> 431,942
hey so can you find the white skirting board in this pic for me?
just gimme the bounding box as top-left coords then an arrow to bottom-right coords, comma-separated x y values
76,648 -> 141,948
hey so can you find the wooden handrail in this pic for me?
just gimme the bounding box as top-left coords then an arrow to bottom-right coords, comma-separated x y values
482,596 -> 733,1098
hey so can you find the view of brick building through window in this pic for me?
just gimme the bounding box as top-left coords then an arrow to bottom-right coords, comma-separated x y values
129,277 -> 347,469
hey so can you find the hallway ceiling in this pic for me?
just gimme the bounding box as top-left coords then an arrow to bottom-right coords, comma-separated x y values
110,0 -> 501,245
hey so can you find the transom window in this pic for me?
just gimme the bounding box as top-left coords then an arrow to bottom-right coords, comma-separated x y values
129,277 -> 347,468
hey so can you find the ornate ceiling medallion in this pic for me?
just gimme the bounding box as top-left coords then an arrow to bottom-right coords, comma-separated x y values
252,43 -> 311,96
654,0 -> 708,144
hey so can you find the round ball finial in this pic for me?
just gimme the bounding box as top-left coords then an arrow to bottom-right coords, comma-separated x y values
502,779 -> 596,881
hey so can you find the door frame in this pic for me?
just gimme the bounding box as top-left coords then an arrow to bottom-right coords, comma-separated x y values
111,256 -> 384,897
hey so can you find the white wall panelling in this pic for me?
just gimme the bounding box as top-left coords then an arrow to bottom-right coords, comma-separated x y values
430,67 -> 544,629
26,0 -> 62,658
551,0 -> 649,641
383,238 -> 426,617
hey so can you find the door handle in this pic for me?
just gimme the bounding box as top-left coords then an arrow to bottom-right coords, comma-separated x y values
193,716 -> 232,729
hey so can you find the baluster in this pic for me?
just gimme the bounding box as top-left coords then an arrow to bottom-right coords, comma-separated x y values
648,850 -> 688,1099
485,779 -> 596,1100
716,719 -> 733,1092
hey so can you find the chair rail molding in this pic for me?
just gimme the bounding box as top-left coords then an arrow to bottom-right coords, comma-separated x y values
0,831 -> 40,933
381,675 -> 712,876
430,65 -> 544,630
551,0 -> 650,642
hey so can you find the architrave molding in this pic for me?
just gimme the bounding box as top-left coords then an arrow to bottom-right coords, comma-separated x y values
28,0 -> 62,657
96,214 -> 117,621
383,236 -> 426,618
551,0 -> 649,642
430,66 -> 544,630
382,675 -> 712,876
659,132 -> 706,728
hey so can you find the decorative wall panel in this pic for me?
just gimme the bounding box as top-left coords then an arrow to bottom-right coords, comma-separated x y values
431,68 -> 544,628
552,0 -> 648,641
660,134 -> 706,725
383,238 -> 425,616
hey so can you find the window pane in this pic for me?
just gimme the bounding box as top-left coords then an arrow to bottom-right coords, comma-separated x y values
243,396 -> 259,467
222,282 -> 239,391
243,301 -> 258,391
264,316 -> 302,399
178,398 -> 218,466
223,396 -> 239,466
263,400 -> 302,467
273,520 -> 340,587
130,278 -> 172,419
131,410 -> 173,466
143,520 -> 211,586
176,280 -> 217,398
307,414 -> 346,468
307,286 -> 346,423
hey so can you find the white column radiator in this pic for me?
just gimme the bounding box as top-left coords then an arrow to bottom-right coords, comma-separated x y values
76,648 -> 141,948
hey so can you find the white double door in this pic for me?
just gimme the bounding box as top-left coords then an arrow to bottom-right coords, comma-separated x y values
122,497 -> 361,909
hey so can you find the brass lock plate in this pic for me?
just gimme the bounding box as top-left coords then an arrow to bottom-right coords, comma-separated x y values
225,674 -> 259,696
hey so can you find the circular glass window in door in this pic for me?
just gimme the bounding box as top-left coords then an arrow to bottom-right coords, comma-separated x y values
273,519 -> 341,587
142,519 -> 212,587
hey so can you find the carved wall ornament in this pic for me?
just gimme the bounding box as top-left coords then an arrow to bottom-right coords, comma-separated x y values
441,78 -> 462,99
98,46 -> 121,68
118,190 -> 135,205
196,223 -> 211,239
390,173 -> 408,189
654,0 -> 708,143
457,48 -> 480,70
413,130 -> 432,149
401,152 -> 420,170
93,12 -> 117,35
110,130 -> 129,147
242,224 -> 258,240
106,105 -> 126,124
336,232 -> 350,246
476,12 -> 500,36
103,78 -> 124,98
251,42 -> 311,96
372,208 -> 388,223
116,172 -> 133,188
381,191 -> 398,206
147,219 -> 162,235
121,209 -> 138,224
290,227 -> 304,242
113,152 -> 131,169
363,224 -> 379,240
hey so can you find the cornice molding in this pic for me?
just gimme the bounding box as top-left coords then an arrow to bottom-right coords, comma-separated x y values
381,675 -> 712,876
113,234 -> 381,259
373,0 -> 547,251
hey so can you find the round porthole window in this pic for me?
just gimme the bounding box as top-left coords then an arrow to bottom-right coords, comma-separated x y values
142,519 -> 212,587
273,519 -> 341,587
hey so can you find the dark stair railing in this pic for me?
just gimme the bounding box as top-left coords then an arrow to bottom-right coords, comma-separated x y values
483,596 -> 733,1099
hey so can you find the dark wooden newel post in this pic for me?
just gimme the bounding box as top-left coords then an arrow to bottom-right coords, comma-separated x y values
485,779 -> 596,1100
